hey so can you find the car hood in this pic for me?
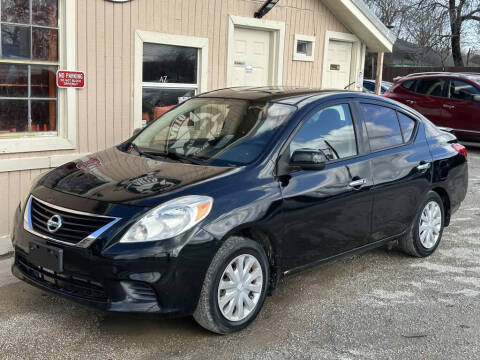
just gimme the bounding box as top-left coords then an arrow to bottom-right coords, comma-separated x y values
38,147 -> 234,206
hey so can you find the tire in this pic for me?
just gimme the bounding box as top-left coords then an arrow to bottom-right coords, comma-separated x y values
193,236 -> 269,334
399,191 -> 445,257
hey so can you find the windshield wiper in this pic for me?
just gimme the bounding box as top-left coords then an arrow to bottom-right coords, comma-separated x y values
158,151 -> 206,165
141,148 -> 205,165
127,142 -> 205,165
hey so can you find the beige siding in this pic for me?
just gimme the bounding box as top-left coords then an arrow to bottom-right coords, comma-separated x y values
0,0 -> 350,237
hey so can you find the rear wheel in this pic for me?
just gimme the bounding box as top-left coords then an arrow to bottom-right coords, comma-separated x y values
193,236 -> 269,334
399,191 -> 445,257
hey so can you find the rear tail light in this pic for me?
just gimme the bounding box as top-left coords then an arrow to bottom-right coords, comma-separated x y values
452,143 -> 467,159
382,92 -> 389,97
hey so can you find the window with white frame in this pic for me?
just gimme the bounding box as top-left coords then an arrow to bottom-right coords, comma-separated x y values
141,43 -> 199,127
0,0 -> 59,137
293,34 -> 315,62
134,31 -> 208,130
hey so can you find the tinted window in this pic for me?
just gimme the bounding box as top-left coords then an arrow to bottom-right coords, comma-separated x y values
401,79 -> 416,90
361,104 -> 403,151
134,99 -> 296,166
290,104 -> 357,161
398,112 -> 416,142
143,43 -> 197,84
363,81 -> 375,92
448,80 -> 480,101
415,78 -> 446,97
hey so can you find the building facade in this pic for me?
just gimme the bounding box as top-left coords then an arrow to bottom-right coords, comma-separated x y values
0,0 -> 393,252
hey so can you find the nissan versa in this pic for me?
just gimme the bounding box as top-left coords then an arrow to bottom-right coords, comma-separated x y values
11,88 -> 468,334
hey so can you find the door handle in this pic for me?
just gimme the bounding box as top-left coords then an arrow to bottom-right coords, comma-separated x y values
406,100 -> 416,105
443,104 -> 455,110
348,178 -> 367,188
417,162 -> 431,171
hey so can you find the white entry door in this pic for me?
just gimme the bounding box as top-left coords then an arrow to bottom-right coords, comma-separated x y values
231,27 -> 271,87
324,40 -> 353,89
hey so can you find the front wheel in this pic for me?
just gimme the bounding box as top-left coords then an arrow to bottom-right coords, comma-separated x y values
193,236 -> 269,334
399,191 -> 445,257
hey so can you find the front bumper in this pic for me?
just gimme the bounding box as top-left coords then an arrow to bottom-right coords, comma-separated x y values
11,198 -> 221,317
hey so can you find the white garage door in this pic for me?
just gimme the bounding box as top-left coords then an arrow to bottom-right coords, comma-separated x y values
231,27 -> 271,87
324,40 -> 353,89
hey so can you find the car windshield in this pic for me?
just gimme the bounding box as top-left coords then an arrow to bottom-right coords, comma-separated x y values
132,98 -> 296,166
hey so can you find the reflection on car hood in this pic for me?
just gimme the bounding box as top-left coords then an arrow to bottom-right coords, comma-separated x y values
39,147 -> 233,205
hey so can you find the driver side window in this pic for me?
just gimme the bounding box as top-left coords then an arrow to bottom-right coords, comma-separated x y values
290,104 -> 358,161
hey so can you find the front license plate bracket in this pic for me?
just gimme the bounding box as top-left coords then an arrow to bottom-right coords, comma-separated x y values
28,241 -> 64,273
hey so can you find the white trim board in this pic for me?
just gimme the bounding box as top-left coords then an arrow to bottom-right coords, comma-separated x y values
133,30 -> 209,130
0,236 -> 13,256
226,15 -> 285,87
0,0 -> 77,155
0,153 -> 89,173
293,34 -> 316,62
321,0 -> 394,52
321,31 -> 363,90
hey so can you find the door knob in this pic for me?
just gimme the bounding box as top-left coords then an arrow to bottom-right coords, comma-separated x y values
417,162 -> 431,171
348,178 -> 367,188
442,104 -> 455,110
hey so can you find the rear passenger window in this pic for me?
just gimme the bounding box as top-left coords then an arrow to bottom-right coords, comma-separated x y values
415,78 -> 446,97
290,104 -> 357,161
361,104 -> 403,151
398,113 -> 416,142
401,79 -> 416,90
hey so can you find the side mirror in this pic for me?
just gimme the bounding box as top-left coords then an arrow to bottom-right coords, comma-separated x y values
132,128 -> 142,137
473,95 -> 480,103
290,149 -> 328,170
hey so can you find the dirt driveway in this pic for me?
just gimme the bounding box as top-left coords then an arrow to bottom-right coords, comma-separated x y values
1,147 -> 479,360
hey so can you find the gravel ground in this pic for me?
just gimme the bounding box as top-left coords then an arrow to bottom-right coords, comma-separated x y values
0,147 -> 479,360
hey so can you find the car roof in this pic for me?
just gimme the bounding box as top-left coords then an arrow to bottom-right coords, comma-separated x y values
364,79 -> 393,85
198,86 -> 423,121
197,87 -> 352,105
197,86 -> 416,110
398,72 -> 480,82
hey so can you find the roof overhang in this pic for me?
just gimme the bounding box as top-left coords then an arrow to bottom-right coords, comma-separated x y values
321,0 -> 395,53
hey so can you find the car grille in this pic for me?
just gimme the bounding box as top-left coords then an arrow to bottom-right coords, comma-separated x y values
29,197 -> 115,245
16,254 -> 107,301
123,282 -> 158,302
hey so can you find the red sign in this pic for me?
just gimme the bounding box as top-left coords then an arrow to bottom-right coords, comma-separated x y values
76,157 -> 102,170
56,70 -> 85,88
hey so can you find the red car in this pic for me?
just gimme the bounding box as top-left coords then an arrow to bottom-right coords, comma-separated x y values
385,72 -> 480,141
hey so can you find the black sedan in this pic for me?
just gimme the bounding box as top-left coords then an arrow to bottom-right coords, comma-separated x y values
11,88 -> 468,334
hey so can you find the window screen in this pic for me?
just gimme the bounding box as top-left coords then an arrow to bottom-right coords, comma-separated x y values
361,104 -> 403,151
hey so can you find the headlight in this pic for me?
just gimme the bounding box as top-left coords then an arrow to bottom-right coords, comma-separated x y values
119,195 -> 213,243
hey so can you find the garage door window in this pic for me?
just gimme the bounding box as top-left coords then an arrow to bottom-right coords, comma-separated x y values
142,43 -> 198,126
0,0 -> 59,136
361,104 -> 403,151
